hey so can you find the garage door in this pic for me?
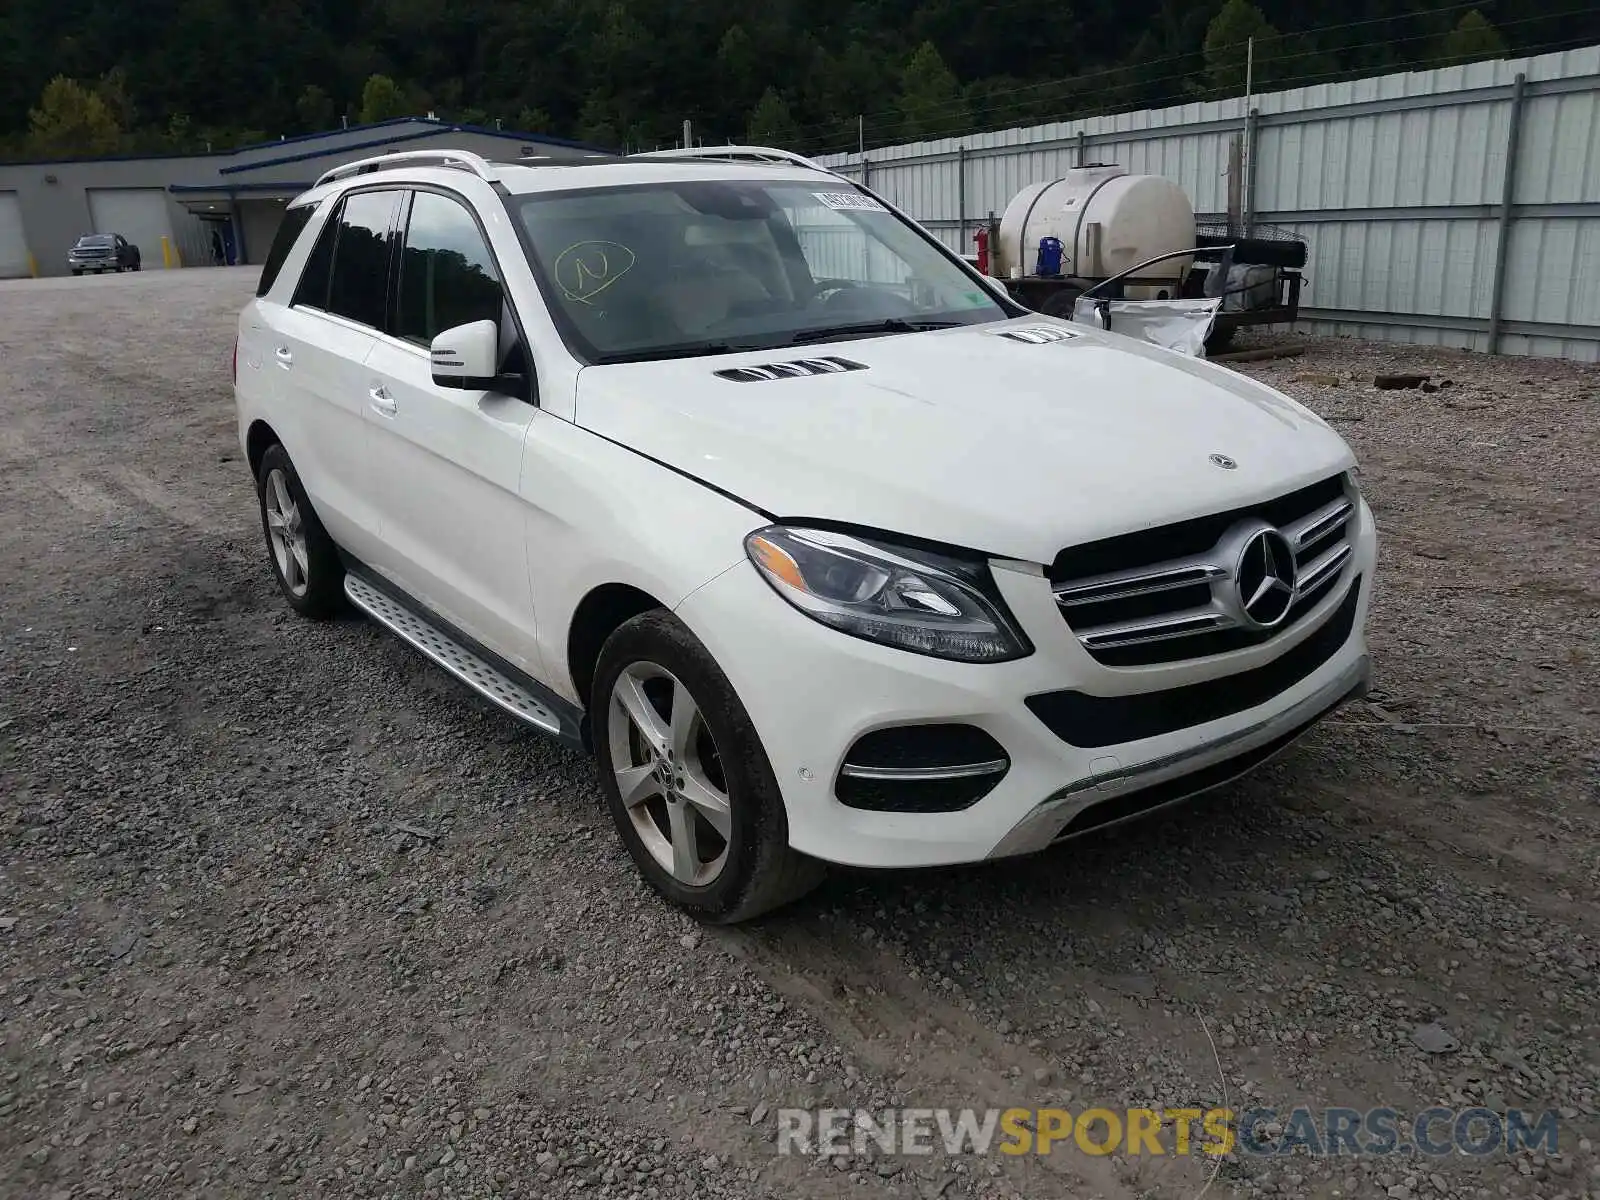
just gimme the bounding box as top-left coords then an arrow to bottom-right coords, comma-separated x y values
0,191 -> 31,279
87,188 -> 175,267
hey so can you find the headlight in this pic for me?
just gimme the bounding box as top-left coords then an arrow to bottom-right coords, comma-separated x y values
744,525 -> 1032,663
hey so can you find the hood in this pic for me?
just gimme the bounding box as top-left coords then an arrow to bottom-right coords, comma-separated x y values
574,319 -> 1356,564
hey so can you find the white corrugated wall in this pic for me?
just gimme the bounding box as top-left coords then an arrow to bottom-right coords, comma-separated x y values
820,45 -> 1600,361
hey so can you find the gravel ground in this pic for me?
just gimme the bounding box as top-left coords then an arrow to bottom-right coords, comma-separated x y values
1,269 -> 1596,1200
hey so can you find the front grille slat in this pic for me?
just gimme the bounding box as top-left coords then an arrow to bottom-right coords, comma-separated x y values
1295,542 -> 1353,596
1050,473 -> 1357,667
1053,562 -> 1226,606
1284,497 -> 1355,550
1078,607 -> 1238,650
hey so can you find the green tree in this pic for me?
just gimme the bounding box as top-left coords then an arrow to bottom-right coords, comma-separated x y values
1201,0 -> 1278,95
94,67 -> 138,131
895,42 -> 968,142
166,112 -> 195,152
0,0 -> 1574,160
1438,10 -> 1508,67
717,25 -> 758,109
296,84 -> 335,132
358,73 -> 410,123
515,106 -> 553,134
745,87 -> 800,147
27,76 -> 122,156
576,92 -> 621,148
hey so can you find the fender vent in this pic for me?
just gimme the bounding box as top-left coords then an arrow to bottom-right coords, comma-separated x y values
714,356 -> 867,383
993,325 -> 1079,344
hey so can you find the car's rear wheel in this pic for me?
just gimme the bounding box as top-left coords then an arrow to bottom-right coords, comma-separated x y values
71,269 -> 82,276
256,443 -> 344,619
592,611 -> 824,922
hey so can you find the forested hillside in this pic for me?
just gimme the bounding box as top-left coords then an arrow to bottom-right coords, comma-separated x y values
1,0 -> 1592,159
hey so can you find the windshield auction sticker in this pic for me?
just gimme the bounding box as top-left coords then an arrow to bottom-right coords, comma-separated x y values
814,191 -> 888,213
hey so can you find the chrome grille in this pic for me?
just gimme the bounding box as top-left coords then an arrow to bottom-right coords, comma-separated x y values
1050,474 -> 1357,667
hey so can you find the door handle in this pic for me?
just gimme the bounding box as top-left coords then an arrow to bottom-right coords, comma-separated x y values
274,347 -> 293,368
368,386 -> 397,417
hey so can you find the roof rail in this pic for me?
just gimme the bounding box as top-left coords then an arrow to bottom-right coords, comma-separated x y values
314,148 -> 499,189
629,145 -> 844,176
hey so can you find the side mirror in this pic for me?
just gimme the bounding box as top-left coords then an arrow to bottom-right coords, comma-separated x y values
430,320 -> 499,390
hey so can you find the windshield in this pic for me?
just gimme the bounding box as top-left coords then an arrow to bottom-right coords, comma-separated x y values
511,179 -> 1008,362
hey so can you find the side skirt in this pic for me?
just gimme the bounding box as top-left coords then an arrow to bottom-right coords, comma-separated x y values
340,561 -> 587,751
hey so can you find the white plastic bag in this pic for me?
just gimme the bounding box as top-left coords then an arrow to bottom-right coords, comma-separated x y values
1072,296 -> 1222,357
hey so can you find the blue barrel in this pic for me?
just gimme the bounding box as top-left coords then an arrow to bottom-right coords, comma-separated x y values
1035,236 -> 1064,277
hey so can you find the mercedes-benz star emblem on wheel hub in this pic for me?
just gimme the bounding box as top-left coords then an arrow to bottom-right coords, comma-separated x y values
1209,453 -> 1237,469
1234,528 -> 1298,628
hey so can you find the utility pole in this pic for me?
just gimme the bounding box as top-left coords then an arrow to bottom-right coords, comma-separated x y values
858,114 -> 865,159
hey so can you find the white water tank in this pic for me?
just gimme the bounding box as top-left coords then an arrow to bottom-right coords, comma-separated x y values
996,165 -> 1196,284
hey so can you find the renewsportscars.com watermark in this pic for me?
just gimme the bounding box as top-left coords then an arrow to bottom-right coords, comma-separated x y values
775,1106 -> 1563,1159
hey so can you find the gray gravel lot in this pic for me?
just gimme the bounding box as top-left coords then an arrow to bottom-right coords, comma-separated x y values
1,268 -> 1597,1200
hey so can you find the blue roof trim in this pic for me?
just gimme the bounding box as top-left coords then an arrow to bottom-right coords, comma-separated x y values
220,129 -> 444,174
169,182 -> 313,194
220,122 -> 615,175
448,123 -> 615,155
1,117 -> 610,170
0,149 -> 229,167
229,117 -> 425,153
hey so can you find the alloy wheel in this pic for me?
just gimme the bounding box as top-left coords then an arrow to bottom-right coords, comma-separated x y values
608,661 -> 732,886
263,467 -> 310,598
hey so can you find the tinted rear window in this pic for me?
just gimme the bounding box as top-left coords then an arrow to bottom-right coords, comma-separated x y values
78,236 -> 115,247
256,204 -> 316,297
292,190 -> 400,330
325,191 -> 401,329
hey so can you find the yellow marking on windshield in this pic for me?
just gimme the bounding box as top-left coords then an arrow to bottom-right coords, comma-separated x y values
554,240 -> 637,306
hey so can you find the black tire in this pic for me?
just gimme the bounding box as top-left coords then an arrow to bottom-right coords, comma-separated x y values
255,443 -> 344,619
71,269 -> 82,276
591,610 -> 825,923
1037,285 -> 1084,320
1205,324 -> 1237,355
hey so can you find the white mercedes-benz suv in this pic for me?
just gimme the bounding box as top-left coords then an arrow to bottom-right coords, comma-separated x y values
234,146 -> 1376,921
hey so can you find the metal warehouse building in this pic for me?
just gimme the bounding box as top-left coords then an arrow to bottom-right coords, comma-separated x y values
0,118 -> 607,279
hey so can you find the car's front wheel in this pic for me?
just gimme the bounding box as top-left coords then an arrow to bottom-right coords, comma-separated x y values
256,443 -> 344,619
592,611 -> 824,922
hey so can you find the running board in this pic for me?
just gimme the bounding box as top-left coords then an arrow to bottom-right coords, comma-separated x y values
343,573 -> 579,743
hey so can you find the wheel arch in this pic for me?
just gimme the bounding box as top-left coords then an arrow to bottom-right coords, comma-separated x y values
245,419 -> 281,480
566,582 -> 668,714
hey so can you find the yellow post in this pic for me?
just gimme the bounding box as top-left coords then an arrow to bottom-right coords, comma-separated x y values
161,236 -> 173,269
27,253 -> 38,278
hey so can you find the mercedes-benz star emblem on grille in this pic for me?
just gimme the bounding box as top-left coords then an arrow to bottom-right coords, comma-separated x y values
1209,453 -> 1238,470
1235,529 -> 1297,628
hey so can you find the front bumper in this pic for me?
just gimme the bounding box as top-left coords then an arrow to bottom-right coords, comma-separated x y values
673,498 -> 1377,870
987,651 -> 1367,855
